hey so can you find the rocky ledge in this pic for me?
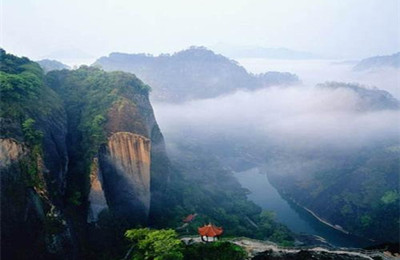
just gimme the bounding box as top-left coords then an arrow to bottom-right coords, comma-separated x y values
182,236 -> 397,260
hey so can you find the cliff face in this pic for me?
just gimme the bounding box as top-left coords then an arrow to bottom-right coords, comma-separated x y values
1,137 -> 73,259
1,50 -> 74,259
45,66 -> 170,227
88,88 -> 169,222
2,50 -> 171,259
1,139 -> 43,258
98,132 -> 151,223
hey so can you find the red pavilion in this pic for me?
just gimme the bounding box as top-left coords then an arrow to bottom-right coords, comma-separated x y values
198,223 -> 223,242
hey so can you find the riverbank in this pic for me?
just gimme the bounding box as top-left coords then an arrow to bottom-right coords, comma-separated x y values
234,168 -> 374,248
283,194 -> 380,244
301,206 -> 349,234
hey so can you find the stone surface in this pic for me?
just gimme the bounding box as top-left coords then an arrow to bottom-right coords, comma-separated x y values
99,132 -> 151,223
0,138 -> 27,168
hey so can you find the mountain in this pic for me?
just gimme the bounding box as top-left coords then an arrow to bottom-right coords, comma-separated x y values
36,59 -> 70,73
266,143 -> 400,243
1,49 -> 74,259
93,46 -> 300,102
353,52 -> 400,71
1,49 -> 298,259
45,66 -> 171,225
0,49 -> 170,259
317,82 -> 400,110
261,84 -> 400,242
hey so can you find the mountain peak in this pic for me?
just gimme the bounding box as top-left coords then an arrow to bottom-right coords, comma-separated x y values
353,52 -> 400,71
318,81 -> 400,110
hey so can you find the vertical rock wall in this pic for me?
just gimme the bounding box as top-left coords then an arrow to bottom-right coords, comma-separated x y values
98,132 -> 151,223
1,138 -> 73,259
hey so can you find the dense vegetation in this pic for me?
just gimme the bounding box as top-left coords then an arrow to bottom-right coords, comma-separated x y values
1,50 -> 296,259
94,46 -> 299,102
79,140 -> 294,259
0,49 -> 59,194
124,228 -> 247,260
46,66 -> 151,205
267,144 -> 400,242
0,49 -> 62,127
125,228 -> 184,260
43,66 -> 156,259
8,48 -> 396,260
158,142 -> 294,245
0,49 -> 73,259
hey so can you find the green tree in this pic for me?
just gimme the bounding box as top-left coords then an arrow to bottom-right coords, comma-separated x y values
125,228 -> 183,260
22,118 -> 43,145
381,190 -> 399,204
360,214 -> 373,228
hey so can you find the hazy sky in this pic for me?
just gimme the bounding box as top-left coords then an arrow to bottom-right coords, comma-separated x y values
1,0 -> 399,60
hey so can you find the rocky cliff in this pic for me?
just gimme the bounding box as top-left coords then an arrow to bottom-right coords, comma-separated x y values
0,138 -> 27,166
1,49 -> 74,259
1,50 -> 171,259
98,132 -> 151,223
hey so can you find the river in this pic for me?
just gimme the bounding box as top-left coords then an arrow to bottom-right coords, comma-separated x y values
234,167 -> 374,248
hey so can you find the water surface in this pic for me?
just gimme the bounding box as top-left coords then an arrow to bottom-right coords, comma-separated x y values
234,167 -> 374,248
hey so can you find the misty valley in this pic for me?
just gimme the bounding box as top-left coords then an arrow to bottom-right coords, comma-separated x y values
1,47 -> 399,260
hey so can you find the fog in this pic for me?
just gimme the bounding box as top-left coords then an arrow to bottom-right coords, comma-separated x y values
238,59 -> 400,99
3,0 -> 399,61
153,61 -> 400,162
155,87 -> 399,150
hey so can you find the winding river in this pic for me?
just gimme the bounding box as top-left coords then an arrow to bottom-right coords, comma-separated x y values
234,167 -> 374,248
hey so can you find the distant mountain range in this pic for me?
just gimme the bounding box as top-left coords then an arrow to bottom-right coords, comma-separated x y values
353,52 -> 400,71
40,48 -> 96,66
318,82 -> 400,110
36,59 -> 70,73
94,46 -> 300,102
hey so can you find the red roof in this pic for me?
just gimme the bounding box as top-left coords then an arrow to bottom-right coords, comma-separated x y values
198,224 -> 223,237
183,214 -> 196,223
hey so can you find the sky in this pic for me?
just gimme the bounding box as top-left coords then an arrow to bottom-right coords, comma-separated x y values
1,0 -> 399,61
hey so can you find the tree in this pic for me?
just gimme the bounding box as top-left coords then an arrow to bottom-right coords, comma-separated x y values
124,228 -> 183,260
22,118 -> 43,145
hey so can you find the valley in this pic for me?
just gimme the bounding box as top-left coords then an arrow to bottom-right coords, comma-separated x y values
1,48 -> 399,259
2,1 -> 399,259
234,168 -> 375,248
